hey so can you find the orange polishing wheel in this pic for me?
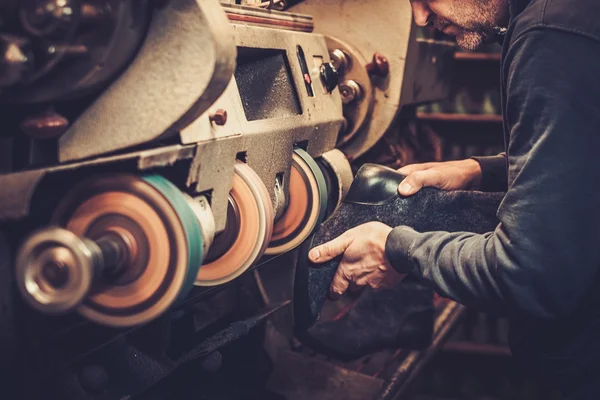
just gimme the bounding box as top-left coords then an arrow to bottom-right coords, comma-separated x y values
266,148 -> 328,255
195,161 -> 274,286
50,174 -> 203,327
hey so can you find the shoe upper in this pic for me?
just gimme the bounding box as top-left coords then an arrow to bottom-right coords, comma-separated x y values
344,164 -> 406,205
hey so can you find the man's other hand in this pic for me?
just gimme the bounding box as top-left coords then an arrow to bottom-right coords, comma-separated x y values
308,222 -> 406,298
397,159 -> 482,196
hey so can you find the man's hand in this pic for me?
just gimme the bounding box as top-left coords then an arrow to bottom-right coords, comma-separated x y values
308,222 -> 406,298
397,159 -> 482,196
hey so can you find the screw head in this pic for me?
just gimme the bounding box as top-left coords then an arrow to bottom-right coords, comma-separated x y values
209,109 -> 227,126
20,110 -> 69,139
366,53 -> 389,77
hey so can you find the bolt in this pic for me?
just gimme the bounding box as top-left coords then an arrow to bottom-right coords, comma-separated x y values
339,80 -> 363,105
20,110 -> 69,139
209,109 -> 227,126
366,52 -> 389,77
329,49 -> 349,75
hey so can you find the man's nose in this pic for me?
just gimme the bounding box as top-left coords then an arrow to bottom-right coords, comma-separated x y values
410,1 -> 433,26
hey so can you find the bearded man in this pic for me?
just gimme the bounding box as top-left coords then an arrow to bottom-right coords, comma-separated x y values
309,0 -> 600,397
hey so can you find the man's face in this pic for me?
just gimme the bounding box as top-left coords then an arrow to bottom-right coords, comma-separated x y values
410,0 -> 509,50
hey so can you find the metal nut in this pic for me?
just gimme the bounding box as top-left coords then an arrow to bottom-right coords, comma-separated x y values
339,80 -> 363,105
329,49 -> 349,75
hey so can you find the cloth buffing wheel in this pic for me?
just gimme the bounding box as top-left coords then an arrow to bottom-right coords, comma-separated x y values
52,174 -> 203,327
318,149 -> 353,220
266,148 -> 328,255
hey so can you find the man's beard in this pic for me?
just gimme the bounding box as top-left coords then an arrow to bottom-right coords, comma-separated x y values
436,0 -> 506,50
435,20 -> 490,50
456,30 -> 487,50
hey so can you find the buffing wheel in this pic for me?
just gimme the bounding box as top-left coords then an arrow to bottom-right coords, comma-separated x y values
318,149 -> 353,220
266,148 -> 328,255
142,175 -> 204,301
235,161 -> 274,262
52,174 -> 203,327
195,162 -> 274,286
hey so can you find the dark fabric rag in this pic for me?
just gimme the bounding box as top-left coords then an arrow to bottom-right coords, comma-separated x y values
294,187 -> 504,330
300,279 -> 435,360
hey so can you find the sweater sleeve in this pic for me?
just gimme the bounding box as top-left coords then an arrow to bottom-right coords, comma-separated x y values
385,29 -> 600,319
471,154 -> 507,192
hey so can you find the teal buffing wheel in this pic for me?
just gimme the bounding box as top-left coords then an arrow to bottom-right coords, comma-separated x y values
143,175 -> 203,300
51,174 -> 194,327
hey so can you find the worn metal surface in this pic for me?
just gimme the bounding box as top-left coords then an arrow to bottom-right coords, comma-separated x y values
59,0 -> 236,162
235,22 -> 342,189
290,0 -> 414,158
1,9 -> 343,239
325,35 -> 374,148
235,49 -> 302,121
182,23 -> 343,223
289,1 -> 455,162
0,144 -> 196,221
185,136 -> 242,232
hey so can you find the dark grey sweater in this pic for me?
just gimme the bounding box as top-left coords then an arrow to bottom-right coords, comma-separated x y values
386,0 -> 600,391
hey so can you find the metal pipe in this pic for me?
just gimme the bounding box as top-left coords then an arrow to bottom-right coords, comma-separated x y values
375,302 -> 466,400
